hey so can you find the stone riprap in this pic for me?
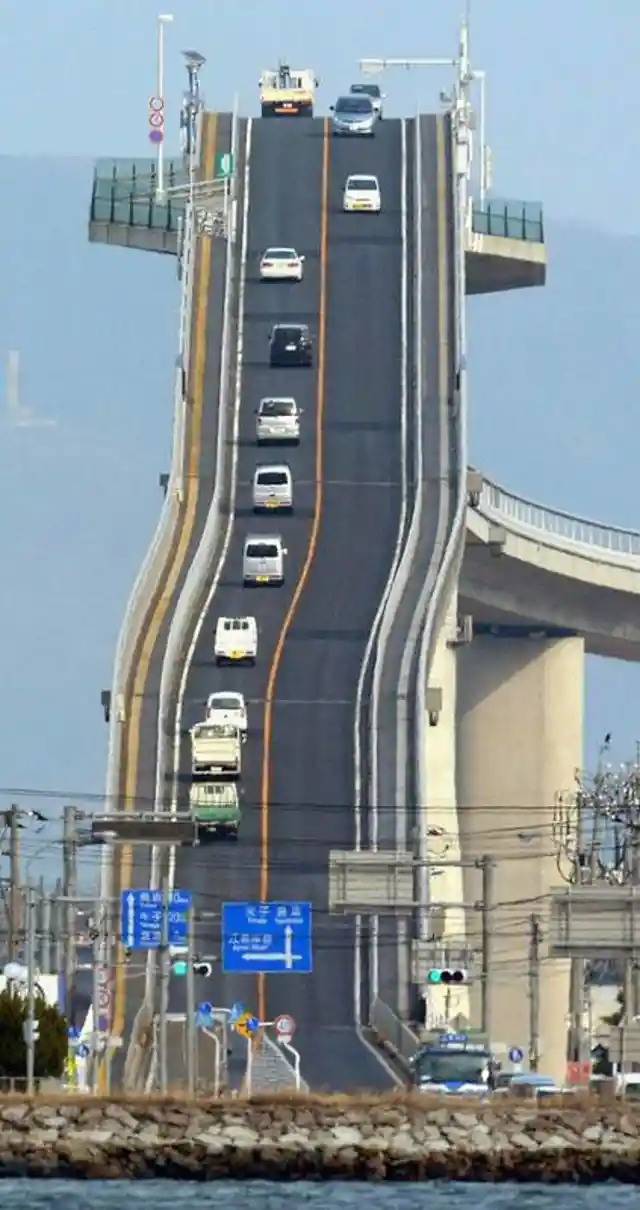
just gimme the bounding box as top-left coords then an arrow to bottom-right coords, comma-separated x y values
0,1096 -> 639,1180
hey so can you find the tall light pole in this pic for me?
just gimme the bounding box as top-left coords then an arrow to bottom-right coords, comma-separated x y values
155,13 -> 174,202
358,18 -> 490,206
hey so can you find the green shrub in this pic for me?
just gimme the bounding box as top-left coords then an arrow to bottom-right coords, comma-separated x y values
0,987 -> 67,1079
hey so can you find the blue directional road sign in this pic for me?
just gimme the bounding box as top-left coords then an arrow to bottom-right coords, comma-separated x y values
77,1043 -> 90,1060
120,888 -> 191,952
509,1047 -> 524,1064
222,901 -> 312,974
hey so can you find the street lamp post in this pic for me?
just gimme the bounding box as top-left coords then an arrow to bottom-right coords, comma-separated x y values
155,13 -> 174,202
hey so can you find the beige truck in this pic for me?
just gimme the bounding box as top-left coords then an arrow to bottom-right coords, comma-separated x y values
259,63 -> 318,118
190,721 -> 241,779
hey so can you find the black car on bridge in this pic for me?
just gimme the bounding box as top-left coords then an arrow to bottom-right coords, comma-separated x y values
269,323 -> 313,367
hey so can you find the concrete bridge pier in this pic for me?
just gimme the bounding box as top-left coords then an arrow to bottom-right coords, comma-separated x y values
456,633 -> 583,1083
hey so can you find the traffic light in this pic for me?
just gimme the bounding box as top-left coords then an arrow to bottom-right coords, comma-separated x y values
192,961 -> 213,977
426,968 -> 469,985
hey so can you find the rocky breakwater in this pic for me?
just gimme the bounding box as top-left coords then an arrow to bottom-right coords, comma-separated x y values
0,1095 -> 639,1181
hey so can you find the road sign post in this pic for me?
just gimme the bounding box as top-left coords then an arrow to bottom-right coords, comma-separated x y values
120,888 -> 191,951
149,95 -> 165,147
222,902 -> 312,973
274,1014 -> 296,1044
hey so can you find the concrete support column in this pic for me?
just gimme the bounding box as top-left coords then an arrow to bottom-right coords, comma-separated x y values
456,634 -> 584,1083
421,594 -> 469,1029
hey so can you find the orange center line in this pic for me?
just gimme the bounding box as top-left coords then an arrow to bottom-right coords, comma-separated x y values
257,120 -> 331,1024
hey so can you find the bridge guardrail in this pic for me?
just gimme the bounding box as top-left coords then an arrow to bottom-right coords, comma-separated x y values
477,476 -> 640,560
370,998 -> 419,1070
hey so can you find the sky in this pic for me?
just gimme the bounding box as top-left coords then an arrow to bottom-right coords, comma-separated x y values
0,0 -> 638,886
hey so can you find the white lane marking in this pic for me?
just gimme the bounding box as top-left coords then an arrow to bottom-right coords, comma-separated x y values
168,117 -> 253,897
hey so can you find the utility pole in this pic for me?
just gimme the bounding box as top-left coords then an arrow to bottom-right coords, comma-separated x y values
62,806 -> 78,1010
25,887 -> 36,1094
528,913 -> 541,1072
8,804 -> 21,957
186,905 -> 196,1096
91,909 -> 101,1094
480,856 -> 494,1036
159,877 -> 170,1094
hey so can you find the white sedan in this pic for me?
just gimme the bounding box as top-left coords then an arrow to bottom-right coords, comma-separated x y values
206,691 -> 247,734
259,247 -> 305,281
343,174 -> 381,213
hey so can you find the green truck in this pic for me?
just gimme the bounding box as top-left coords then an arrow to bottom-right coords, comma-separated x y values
190,781 -> 241,841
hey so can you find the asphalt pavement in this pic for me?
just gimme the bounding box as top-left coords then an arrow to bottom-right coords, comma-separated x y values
168,116 -> 325,1086
169,116 -> 410,1090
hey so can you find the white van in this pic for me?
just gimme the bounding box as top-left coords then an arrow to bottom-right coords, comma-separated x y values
242,534 -> 288,585
214,616 -> 257,665
253,464 -> 293,512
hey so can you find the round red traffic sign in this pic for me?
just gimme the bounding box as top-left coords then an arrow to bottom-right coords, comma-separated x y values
149,111 -> 165,128
149,95 -> 164,112
274,1014 -> 296,1041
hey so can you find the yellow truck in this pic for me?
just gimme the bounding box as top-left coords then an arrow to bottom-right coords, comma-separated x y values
259,63 -> 318,118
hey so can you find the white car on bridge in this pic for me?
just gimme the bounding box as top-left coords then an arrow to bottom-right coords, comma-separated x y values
206,691 -> 248,735
259,247 -> 305,281
343,174 -> 381,213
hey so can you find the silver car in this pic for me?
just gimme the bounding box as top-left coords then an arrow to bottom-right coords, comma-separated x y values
330,94 -> 376,136
255,397 -> 301,444
253,464 -> 293,512
349,82 -> 385,119
242,534 -> 288,585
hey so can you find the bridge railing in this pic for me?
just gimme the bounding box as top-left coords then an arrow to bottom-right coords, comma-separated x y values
471,198 -> 544,244
370,997 -> 419,1070
478,475 -> 640,560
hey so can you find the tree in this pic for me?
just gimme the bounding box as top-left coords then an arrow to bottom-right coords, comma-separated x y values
602,989 -> 625,1028
0,987 -> 68,1079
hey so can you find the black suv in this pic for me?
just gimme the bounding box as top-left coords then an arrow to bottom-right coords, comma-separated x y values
269,324 -> 313,367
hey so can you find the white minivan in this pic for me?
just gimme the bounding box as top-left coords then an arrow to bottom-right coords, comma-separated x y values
242,534 -> 288,585
252,464 -> 293,512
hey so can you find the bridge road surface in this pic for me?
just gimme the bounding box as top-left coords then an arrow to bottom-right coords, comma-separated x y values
111,114 -> 232,1078
168,116 -> 404,1091
374,114 -> 455,1018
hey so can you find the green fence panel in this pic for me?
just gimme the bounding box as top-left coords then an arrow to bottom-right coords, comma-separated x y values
90,155 -> 187,230
471,198 -> 544,244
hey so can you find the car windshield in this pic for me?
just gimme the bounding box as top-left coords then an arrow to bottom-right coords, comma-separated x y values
265,249 -> 296,260
257,471 -> 288,486
210,695 -> 242,711
348,177 -> 378,191
350,83 -> 381,99
413,1049 -> 491,1085
274,328 -> 303,343
336,96 -> 372,115
246,542 -> 279,559
195,724 -> 234,739
260,399 -> 294,417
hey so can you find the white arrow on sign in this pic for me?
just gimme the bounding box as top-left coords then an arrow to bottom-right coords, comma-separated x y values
274,1014 -> 296,1041
240,926 -> 302,970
